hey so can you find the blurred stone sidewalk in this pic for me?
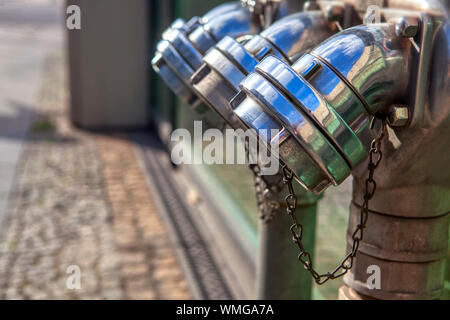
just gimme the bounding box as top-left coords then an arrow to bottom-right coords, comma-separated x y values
0,49 -> 191,299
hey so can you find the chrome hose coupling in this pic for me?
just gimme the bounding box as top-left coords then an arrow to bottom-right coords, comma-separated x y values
191,9 -> 337,129
152,2 -> 259,112
232,23 -> 412,193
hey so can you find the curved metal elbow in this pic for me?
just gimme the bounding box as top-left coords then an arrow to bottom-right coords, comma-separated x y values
191,11 -> 336,128
309,23 -> 410,114
249,11 -> 335,62
232,23 -> 413,193
151,2 -> 259,109
188,4 -> 259,55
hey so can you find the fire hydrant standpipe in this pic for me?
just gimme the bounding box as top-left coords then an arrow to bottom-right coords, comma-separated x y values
153,0 -> 450,300
232,4 -> 450,298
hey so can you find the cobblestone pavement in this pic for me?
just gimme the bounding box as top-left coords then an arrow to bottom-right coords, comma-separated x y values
0,0 -> 65,235
0,53 -> 190,300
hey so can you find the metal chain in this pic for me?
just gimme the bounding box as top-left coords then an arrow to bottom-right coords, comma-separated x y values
246,139 -> 283,222
250,164 -> 285,222
249,163 -> 266,220
282,117 -> 387,285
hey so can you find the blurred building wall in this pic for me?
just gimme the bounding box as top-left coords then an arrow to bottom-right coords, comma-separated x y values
68,0 -> 150,129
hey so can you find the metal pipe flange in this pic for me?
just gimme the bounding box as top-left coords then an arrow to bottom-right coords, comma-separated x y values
235,72 -> 351,192
255,56 -> 368,168
232,93 -> 334,193
232,23 -> 413,193
292,53 -> 374,148
152,2 -> 258,111
192,10 -> 335,126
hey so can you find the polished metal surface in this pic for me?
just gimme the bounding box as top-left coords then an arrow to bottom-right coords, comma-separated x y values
255,56 -> 368,168
292,53 -> 374,148
232,93 -> 333,193
233,3 -> 449,298
255,10 -> 334,62
344,13 -> 449,299
232,23 -> 412,191
311,24 -> 410,114
238,72 -> 351,185
192,10 -> 335,130
235,72 -> 350,192
153,0 -> 449,300
152,2 -> 258,110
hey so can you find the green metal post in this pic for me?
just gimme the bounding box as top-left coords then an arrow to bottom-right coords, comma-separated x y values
255,175 -> 321,299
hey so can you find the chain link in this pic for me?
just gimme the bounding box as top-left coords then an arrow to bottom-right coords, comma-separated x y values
249,163 -> 266,220
248,153 -> 284,222
281,117 -> 387,285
